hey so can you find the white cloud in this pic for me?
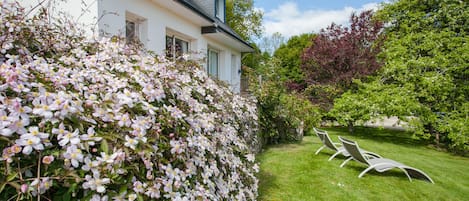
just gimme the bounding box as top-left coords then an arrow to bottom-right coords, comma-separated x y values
262,2 -> 380,38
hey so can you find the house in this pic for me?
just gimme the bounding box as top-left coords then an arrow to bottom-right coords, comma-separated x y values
17,0 -> 254,93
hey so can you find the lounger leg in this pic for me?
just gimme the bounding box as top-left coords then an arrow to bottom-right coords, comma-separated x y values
340,157 -> 353,168
315,146 -> 325,155
358,166 -> 376,178
398,168 -> 413,182
328,151 -> 343,161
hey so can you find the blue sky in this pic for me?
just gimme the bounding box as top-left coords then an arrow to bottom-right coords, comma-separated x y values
254,0 -> 386,38
255,0 -> 383,11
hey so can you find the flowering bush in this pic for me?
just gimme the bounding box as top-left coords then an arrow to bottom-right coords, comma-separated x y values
0,2 -> 259,200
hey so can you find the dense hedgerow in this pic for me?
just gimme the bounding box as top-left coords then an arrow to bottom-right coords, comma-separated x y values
0,2 -> 259,200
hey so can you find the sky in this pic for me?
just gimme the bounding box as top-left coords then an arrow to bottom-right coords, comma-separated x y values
254,0 -> 387,38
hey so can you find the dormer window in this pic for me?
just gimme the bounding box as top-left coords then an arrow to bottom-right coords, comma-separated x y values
214,0 -> 225,22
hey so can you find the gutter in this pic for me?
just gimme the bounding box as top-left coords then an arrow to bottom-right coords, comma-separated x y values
174,0 -> 254,52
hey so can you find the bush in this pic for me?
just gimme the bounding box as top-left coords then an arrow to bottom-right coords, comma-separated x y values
246,59 -> 321,145
0,2 -> 259,200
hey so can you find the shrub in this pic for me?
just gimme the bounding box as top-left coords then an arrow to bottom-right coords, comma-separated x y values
0,2 -> 259,200
246,59 -> 321,145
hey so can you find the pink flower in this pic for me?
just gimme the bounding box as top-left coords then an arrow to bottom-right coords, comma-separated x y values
42,155 -> 54,164
21,184 -> 28,193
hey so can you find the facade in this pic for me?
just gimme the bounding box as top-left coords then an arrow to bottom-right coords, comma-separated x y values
18,0 -> 253,93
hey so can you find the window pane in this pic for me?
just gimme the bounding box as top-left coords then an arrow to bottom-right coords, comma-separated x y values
175,38 -> 189,56
126,20 -> 137,42
208,50 -> 218,77
166,35 -> 173,58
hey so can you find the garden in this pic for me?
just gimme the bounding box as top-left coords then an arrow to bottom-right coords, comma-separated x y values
1,0 -> 468,200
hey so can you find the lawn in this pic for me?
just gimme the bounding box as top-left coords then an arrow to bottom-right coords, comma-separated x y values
257,127 -> 469,201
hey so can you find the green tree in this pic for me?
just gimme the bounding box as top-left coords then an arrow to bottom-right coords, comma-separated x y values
273,33 -> 316,89
331,0 -> 469,151
226,0 -> 263,42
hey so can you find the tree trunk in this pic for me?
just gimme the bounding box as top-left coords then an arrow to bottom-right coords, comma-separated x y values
430,126 -> 440,147
347,121 -> 354,133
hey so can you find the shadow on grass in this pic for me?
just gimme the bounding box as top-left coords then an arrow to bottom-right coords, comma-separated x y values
342,163 -> 417,181
324,126 -> 428,147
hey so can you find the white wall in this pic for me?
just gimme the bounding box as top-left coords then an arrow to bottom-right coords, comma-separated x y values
14,0 -> 100,35
14,0 -> 242,92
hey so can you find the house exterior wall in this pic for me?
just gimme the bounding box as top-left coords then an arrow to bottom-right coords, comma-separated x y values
14,0 -> 242,93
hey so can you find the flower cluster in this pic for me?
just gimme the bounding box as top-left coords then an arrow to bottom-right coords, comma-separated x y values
0,2 -> 259,200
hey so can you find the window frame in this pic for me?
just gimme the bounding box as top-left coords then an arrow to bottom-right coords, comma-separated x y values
207,49 -> 219,78
214,0 -> 225,21
166,35 -> 190,60
125,12 -> 146,44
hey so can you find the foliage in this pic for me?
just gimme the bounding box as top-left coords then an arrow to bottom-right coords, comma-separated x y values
273,33 -> 316,90
301,10 -> 385,109
258,127 -> 469,201
329,80 -> 421,130
258,32 -> 285,56
225,0 -> 263,42
332,0 -> 468,151
241,43 -> 270,71
0,2 -> 259,200
246,59 -> 321,145
437,103 -> 469,152
301,10 -> 384,87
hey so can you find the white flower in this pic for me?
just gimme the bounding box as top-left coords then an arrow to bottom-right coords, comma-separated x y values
97,152 -> 117,164
82,172 -> 111,193
128,194 -> 137,201
15,134 -> 44,155
164,105 -> 185,119
63,145 -> 84,168
124,135 -> 138,150
170,140 -> 184,154
32,98 -> 57,119
115,113 -> 131,127
91,194 -> 109,201
80,126 -> 102,145
58,129 -> 80,146
82,156 -> 101,173
245,154 -> 255,162
145,183 -> 161,199
27,126 -> 49,139
133,181 -> 147,194
6,115 -> 29,134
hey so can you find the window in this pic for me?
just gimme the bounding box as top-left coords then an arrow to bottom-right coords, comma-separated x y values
125,12 -> 146,44
215,0 -> 224,21
166,35 -> 189,59
126,20 -> 138,43
207,49 -> 219,77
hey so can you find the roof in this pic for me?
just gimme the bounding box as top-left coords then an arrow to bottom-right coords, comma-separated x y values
174,0 -> 254,53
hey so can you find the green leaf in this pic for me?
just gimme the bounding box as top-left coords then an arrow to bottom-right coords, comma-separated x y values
62,191 -> 71,201
0,182 -> 6,193
137,194 -> 144,201
100,139 -> 109,154
7,172 -> 17,182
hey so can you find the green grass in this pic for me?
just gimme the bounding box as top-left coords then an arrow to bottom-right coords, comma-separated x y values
257,127 -> 469,201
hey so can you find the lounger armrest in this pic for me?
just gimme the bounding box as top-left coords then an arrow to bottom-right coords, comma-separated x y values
363,151 -> 381,159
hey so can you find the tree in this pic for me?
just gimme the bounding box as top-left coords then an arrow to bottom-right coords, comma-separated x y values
273,33 -> 316,90
258,32 -> 285,55
226,0 -> 263,42
331,0 -> 469,151
301,10 -> 385,109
